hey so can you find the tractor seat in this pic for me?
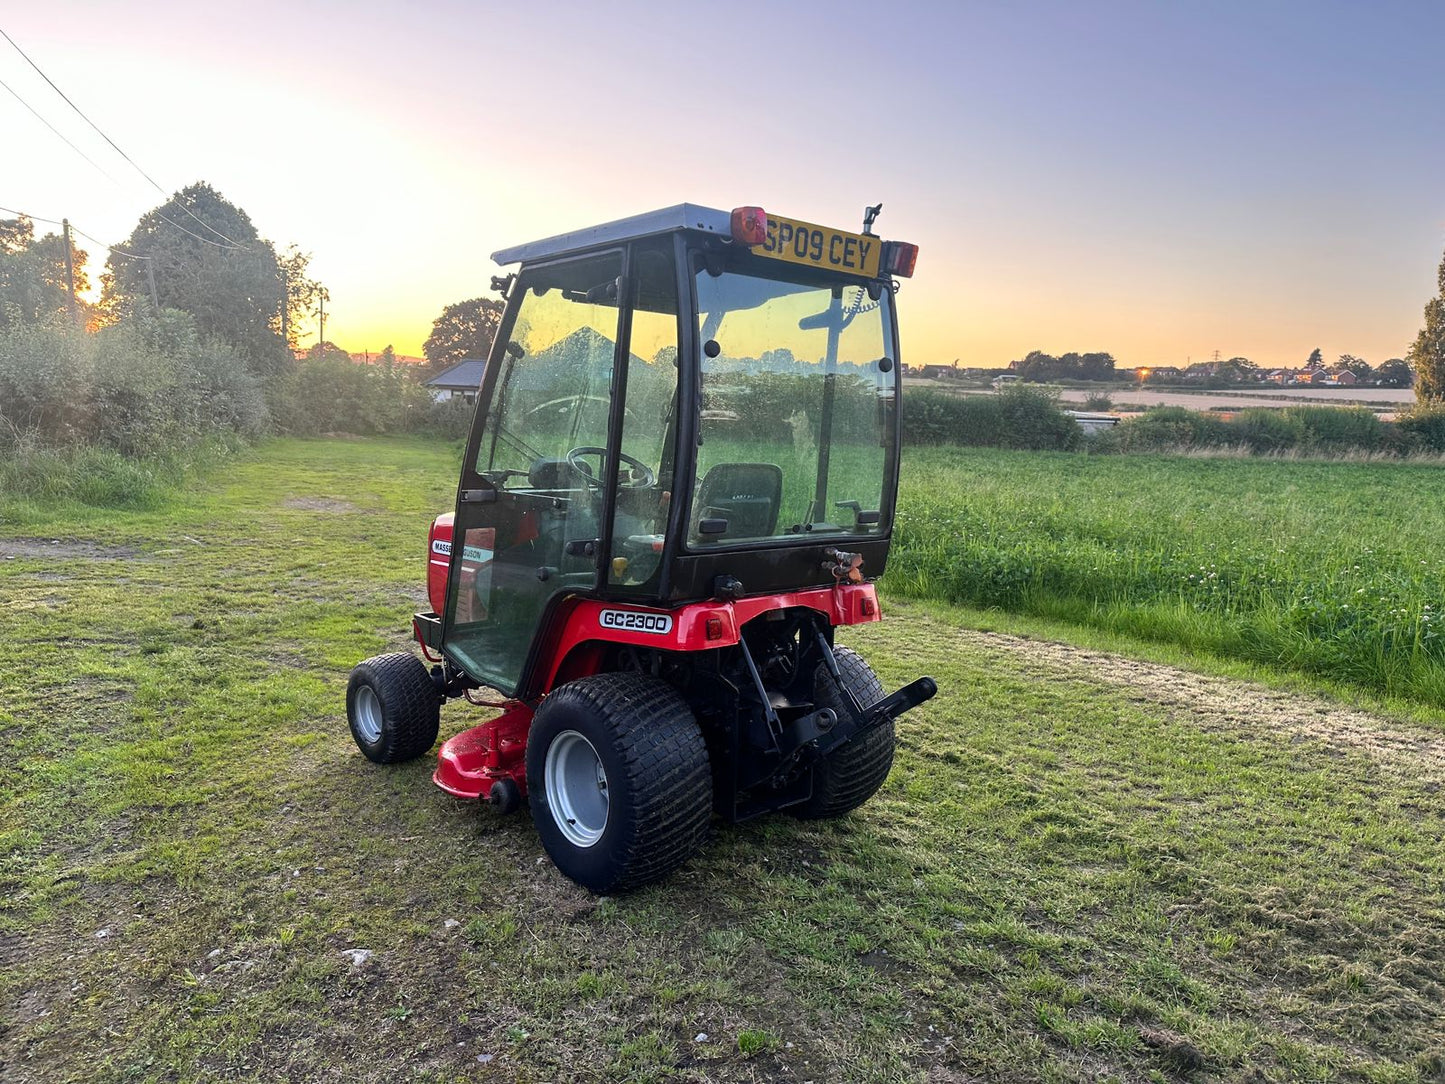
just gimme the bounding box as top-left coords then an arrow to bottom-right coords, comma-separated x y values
692,462 -> 783,542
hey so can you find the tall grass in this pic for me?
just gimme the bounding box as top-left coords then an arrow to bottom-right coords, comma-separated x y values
890,447 -> 1445,706
0,312 -> 266,506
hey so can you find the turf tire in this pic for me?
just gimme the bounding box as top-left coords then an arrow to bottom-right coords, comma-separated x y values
526,672 -> 712,893
346,652 -> 441,764
791,647 -> 894,820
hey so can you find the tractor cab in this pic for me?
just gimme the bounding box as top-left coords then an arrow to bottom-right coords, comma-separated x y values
349,203 -> 935,894
441,205 -> 915,699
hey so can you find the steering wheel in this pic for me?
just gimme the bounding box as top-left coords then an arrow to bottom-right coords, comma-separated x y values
565,446 -> 656,489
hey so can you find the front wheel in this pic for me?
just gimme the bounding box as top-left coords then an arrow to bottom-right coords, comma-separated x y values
346,653 -> 441,764
526,673 -> 712,893
791,647 -> 894,819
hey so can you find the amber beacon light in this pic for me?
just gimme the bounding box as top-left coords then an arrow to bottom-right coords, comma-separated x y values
729,206 -> 769,246
884,241 -> 919,278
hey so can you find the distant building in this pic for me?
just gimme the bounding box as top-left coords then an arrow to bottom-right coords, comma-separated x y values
1142,365 -> 1183,382
425,359 -> 486,402
352,351 -> 427,366
1331,369 -> 1359,386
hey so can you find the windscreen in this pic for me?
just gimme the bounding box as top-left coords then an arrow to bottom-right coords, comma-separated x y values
689,266 -> 896,547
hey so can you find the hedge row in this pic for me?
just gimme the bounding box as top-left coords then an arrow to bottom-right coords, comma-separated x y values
903,390 -> 1445,457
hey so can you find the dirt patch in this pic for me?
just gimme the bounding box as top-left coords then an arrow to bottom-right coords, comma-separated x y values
282,497 -> 359,513
0,538 -> 139,561
945,625 -> 1445,785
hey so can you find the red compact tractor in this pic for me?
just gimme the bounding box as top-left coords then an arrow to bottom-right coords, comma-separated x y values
347,203 -> 935,892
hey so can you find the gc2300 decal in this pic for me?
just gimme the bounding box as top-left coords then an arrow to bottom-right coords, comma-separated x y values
598,609 -> 674,635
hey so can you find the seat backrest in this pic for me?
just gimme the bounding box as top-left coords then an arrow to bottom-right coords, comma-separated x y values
693,462 -> 783,541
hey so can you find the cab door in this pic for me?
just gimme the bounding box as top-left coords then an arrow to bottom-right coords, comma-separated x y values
441,250 -> 624,696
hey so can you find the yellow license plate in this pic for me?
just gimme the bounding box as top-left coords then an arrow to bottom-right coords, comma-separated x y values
752,214 -> 881,278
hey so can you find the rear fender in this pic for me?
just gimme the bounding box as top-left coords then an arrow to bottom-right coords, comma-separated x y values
530,583 -> 880,697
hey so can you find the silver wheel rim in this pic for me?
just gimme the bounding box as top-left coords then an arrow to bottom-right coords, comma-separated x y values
354,684 -> 383,744
545,730 -> 609,848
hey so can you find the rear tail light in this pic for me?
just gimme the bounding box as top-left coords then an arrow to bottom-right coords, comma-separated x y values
730,206 -> 768,246
884,241 -> 919,277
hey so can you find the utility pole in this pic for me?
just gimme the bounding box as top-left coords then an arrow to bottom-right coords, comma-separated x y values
61,218 -> 77,324
318,292 -> 326,346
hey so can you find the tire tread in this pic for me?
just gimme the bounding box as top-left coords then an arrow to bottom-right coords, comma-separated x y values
348,652 -> 440,764
532,673 -> 712,891
793,647 -> 894,819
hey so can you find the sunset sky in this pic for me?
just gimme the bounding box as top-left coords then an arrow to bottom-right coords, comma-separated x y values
4,1 -> 1444,369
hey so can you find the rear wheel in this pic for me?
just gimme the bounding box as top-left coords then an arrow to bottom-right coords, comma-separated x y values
526,672 -> 712,893
792,647 -> 894,819
347,653 -> 441,764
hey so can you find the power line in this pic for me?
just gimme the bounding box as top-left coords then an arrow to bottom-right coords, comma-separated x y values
1,202 -> 150,260
0,74 -> 120,184
70,223 -> 150,261
0,202 -> 64,226
1,67 -> 242,252
0,25 -> 248,249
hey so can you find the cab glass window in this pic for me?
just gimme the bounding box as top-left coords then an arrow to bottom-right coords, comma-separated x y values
475,252 -> 622,481
689,266 -> 895,547
608,244 -> 680,591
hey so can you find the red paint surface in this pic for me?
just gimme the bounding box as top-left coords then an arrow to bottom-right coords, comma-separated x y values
426,512 -> 454,616
423,511 -> 882,803
433,701 -> 534,800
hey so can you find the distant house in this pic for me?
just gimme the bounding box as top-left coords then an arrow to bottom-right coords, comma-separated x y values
1332,369 -> 1359,386
425,359 -> 486,403
351,351 -> 427,366
1308,369 -> 1333,385
917,363 -> 957,380
1142,365 -> 1183,382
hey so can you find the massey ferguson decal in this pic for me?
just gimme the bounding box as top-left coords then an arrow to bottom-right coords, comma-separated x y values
432,538 -> 491,563
598,609 -> 674,635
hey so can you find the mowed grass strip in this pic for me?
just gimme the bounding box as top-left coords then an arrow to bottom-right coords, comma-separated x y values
0,436 -> 1440,1083
891,447 -> 1445,708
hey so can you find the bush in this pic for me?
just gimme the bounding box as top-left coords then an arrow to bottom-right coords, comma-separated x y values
996,384 -> 1081,450
905,387 -> 1079,450
1396,404 -> 1445,452
1082,392 -> 1114,411
1107,407 -> 1231,451
1283,406 -> 1383,452
268,351 -> 435,436
420,395 -> 475,440
0,312 -> 267,457
1229,408 -> 1307,454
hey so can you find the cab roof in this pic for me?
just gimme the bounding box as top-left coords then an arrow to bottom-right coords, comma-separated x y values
490,204 -> 732,266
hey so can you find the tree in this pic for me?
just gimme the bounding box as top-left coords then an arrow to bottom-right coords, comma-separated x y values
306,340 -> 351,363
423,297 -> 504,374
275,245 -> 326,353
1215,357 -> 1259,384
0,215 -> 91,328
1411,248 -> 1445,403
1305,347 -> 1323,369
1376,358 -> 1413,387
1076,352 -> 1117,381
101,182 -> 292,378
1337,354 -> 1372,379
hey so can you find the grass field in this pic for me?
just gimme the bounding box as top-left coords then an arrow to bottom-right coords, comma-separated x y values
3,437 -> 1444,1083
891,448 -> 1445,709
